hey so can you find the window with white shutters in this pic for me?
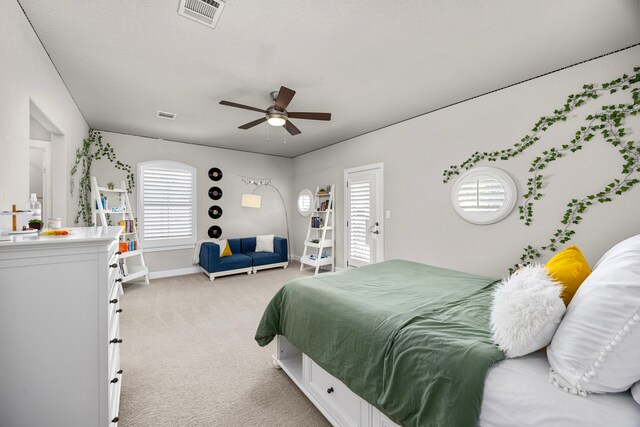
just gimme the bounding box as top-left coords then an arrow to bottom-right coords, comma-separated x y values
457,178 -> 505,212
137,161 -> 197,249
348,177 -> 372,264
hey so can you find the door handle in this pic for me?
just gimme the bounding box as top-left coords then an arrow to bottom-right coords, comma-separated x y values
370,230 -> 379,234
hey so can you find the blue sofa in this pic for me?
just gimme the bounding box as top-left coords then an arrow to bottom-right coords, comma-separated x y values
199,237 -> 288,281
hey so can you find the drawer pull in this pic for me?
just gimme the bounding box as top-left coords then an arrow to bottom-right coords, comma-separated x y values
111,416 -> 119,423
110,338 -> 123,344
109,263 -> 118,269
110,377 -> 119,384
116,251 -> 122,255
110,299 -> 119,304
115,278 -> 123,283
327,387 -> 334,394
117,369 -> 123,374
116,308 -> 123,313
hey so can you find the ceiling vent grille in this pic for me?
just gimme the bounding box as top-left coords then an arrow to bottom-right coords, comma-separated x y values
157,111 -> 177,120
178,0 -> 226,28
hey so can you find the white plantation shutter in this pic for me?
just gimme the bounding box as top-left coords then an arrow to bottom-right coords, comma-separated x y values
457,178 -> 505,212
138,161 -> 196,248
349,179 -> 371,263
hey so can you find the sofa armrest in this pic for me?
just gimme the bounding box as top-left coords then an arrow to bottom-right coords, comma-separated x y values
273,237 -> 288,262
200,242 -> 221,273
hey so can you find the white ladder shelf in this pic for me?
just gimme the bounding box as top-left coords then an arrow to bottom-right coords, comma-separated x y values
300,185 -> 335,275
91,177 -> 150,285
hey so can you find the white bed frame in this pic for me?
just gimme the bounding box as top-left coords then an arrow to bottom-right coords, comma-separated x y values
273,335 -> 400,427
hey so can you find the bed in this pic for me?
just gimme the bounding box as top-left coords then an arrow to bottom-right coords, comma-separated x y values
255,259 -> 640,427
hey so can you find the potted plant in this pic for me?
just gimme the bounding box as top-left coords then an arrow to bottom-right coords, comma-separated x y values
28,219 -> 42,230
107,182 -> 115,190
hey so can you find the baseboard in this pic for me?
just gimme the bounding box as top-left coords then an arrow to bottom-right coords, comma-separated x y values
148,266 -> 200,279
291,254 -> 301,262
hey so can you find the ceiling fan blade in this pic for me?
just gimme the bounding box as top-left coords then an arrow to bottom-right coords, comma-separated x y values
287,112 -> 331,121
274,86 -> 296,111
239,117 -> 267,130
220,100 -> 266,114
284,120 -> 301,136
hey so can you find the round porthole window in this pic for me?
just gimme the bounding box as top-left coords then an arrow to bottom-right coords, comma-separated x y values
297,189 -> 314,217
451,167 -> 517,225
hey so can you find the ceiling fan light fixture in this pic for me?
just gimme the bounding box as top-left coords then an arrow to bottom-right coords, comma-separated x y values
267,116 -> 286,126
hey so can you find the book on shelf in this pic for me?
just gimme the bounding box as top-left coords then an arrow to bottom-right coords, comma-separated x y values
118,220 -> 135,233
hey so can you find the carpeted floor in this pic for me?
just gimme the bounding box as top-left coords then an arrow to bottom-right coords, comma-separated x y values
119,264 -> 331,427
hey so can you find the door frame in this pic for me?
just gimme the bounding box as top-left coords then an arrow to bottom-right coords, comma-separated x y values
343,162 -> 384,268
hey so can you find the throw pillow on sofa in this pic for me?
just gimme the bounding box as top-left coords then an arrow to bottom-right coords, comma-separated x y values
545,245 -> 591,305
548,234 -> 640,395
256,234 -> 274,252
491,264 -> 566,358
218,239 -> 232,257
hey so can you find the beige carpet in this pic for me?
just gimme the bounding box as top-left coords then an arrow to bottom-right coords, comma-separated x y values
119,264 -> 331,427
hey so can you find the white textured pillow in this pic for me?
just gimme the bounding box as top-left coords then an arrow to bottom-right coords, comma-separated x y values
491,264 -> 566,358
217,239 -> 228,256
255,234 -> 274,252
548,234 -> 640,395
632,382 -> 640,405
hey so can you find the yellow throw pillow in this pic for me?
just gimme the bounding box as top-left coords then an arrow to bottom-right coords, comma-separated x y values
545,245 -> 591,305
220,240 -> 232,258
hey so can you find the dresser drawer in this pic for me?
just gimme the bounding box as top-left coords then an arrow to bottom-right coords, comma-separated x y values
304,357 -> 364,427
109,369 -> 122,426
108,280 -> 121,332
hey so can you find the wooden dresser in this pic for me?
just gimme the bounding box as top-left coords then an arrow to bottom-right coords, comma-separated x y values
0,226 -> 124,427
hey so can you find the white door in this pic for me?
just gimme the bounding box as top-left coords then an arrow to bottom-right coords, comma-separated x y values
345,163 -> 383,267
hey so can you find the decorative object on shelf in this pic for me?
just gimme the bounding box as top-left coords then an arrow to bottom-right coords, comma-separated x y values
300,185 -> 335,275
28,219 -> 43,230
1,205 -> 33,232
297,189 -> 314,217
90,177 -> 149,285
47,217 -> 62,229
240,175 -> 290,261
443,67 -> 640,271
208,225 -> 222,239
107,182 -> 115,190
208,186 -> 223,200
208,205 -> 223,219
208,167 -> 223,181
70,130 -> 134,226
451,167 -> 517,225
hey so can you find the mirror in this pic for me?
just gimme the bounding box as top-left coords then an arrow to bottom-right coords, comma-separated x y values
297,189 -> 314,217
451,167 -> 517,225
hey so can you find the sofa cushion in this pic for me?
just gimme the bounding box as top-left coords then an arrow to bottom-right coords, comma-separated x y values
218,253 -> 252,271
246,251 -> 284,266
240,237 -> 256,254
227,238 -> 242,255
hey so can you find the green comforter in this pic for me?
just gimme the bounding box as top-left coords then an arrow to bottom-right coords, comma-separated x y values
255,259 -> 505,427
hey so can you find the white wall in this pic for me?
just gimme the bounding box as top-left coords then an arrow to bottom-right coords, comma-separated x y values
292,46 -> 640,277
0,1 -> 88,226
91,132 -> 293,273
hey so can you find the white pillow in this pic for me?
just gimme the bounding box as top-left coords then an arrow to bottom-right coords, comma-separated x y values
255,234 -> 274,252
491,264 -> 566,358
217,239 -> 228,256
632,382 -> 640,405
548,234 -> 640,395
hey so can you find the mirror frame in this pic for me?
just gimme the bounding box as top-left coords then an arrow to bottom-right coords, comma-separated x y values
297,189 -> 315,217
451,167 -> 517,225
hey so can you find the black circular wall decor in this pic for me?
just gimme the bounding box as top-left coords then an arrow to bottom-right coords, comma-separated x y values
208,205 -> 223,219
208,167 -> 223,181
208,225 -> 222,239
208,186 -> 223,200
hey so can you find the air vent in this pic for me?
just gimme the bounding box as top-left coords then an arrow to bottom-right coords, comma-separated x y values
178,0 -> 226,28
156,111 -> 177,120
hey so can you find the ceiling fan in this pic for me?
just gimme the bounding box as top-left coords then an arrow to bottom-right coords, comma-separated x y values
219,86 -> 331,136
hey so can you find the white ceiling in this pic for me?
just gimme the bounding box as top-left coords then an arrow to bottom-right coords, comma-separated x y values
19,0 -> 640,158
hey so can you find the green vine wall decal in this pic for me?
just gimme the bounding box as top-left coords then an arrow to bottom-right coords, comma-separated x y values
443,67 -> 640,270
70,130 -> 134,225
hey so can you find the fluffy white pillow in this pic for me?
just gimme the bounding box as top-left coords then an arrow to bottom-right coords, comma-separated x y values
548,234 -> 640,395
491,264 -> 566,358
255,234 -> 274,252
632,382 -> 640,405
